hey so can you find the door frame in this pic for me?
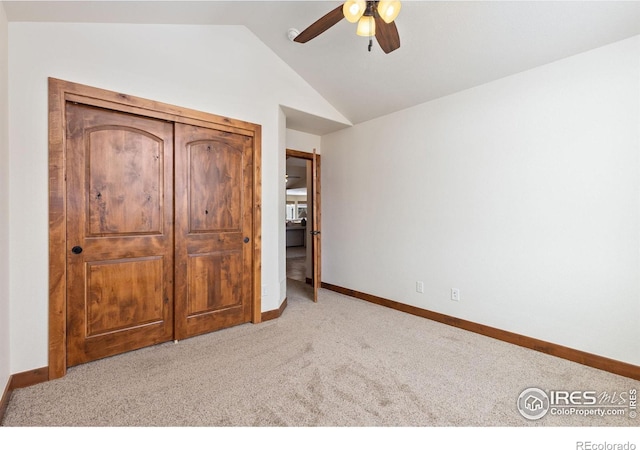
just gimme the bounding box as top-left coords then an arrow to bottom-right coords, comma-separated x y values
285,148 -> 321,299
48,78 -> 262,380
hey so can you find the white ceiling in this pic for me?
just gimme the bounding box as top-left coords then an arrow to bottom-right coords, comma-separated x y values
5,0 -> 640,135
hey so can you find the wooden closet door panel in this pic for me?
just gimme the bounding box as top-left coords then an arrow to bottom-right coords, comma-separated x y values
175,123 -> 253,339
66,103 -> 174,366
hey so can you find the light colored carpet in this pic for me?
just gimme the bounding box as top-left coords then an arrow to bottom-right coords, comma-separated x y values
2,279 -> 637,427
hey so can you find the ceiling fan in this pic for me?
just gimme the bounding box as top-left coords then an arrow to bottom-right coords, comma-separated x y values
293,0 -> 402,54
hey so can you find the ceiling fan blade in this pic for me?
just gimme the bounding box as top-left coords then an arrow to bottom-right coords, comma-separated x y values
374,16 -> 401,54
294,5 -> 345,43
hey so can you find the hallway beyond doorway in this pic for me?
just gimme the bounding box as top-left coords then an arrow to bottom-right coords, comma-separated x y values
286,246 -> 306,283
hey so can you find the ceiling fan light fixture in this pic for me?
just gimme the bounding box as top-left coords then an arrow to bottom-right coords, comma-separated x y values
377,0 -> 402,24
356,15 -> 376,37
343,0 -> 366,23
293,2 -> 400,53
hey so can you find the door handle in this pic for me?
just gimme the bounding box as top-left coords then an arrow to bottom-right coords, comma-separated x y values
243,237 -> 250,243
310,231 -> 321,236
71,246 -> 83,254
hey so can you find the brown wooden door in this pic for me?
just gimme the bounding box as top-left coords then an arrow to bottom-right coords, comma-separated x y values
174,123 -> 254,339
66,103 -> 175,367
311,150 -> 321,302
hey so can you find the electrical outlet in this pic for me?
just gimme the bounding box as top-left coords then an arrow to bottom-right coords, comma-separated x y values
451,288 -> 460,301
416,281 -> 424,293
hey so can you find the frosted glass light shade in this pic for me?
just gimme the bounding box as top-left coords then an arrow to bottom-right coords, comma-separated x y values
356,15 -> 376,37
377,0 -> 401,23
343,0 -> 366,23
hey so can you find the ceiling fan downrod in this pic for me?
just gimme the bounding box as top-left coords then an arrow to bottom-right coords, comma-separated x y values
365,1 -> 376,52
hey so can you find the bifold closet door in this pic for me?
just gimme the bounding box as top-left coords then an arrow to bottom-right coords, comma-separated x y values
65,103 -> 175,367
174,123 -> 254,340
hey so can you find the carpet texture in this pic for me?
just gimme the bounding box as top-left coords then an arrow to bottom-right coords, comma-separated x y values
3,280 -> 637,427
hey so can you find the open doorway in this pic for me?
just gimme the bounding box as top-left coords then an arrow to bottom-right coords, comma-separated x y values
285,149 -> 321,302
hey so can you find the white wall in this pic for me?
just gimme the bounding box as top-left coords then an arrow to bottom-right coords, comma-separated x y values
0,1 -> 10,390
277,108 -> 287,307
7,22 -> 348,373
322,36 -> 640,366
286,129 -> 321,155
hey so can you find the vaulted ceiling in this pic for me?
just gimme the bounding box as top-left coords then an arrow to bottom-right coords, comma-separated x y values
5,1 -> 640,134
